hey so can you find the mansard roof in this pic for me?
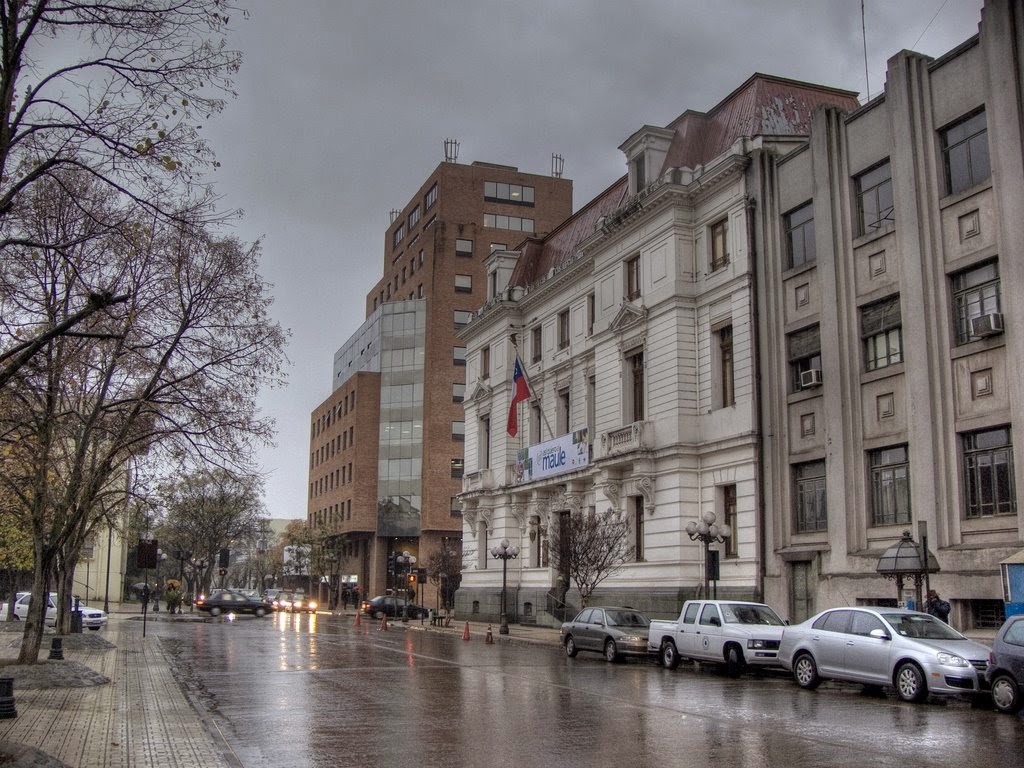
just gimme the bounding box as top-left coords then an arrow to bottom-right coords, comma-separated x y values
509,73 -> 859,293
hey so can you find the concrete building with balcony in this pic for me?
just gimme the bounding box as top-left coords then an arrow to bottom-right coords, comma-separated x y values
456,76 -> 859,625
308,152 -> 572,604
756,0 -> 1024,631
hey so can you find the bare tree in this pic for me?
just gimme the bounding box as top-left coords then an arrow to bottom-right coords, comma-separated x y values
550,508 -> 634,609
0,0 -> 246,383
0,171 -> 286,662
425,540 -> 461,612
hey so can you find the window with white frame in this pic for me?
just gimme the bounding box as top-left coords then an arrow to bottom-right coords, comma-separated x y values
456,238 -> 473,257
455,274 -> 472,293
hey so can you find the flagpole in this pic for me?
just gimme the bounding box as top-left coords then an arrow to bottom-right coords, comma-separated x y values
510,337 -> 556,440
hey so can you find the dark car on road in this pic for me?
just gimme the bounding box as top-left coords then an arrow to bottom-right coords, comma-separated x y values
196,589 -> 273,617
561,607 -> 653,662
986,613 -> 1024,713
362,595 -> 427,619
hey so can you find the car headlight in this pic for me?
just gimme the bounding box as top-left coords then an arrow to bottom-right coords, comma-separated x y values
937,652 -> 969,668
308,602 -> 317,610
748,639 -> 767,649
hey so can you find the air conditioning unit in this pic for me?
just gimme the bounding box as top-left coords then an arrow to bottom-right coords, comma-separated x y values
970,312 -> 1004,338
800,368 -> 824,388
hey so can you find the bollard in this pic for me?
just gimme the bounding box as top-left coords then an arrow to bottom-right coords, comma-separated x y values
0,677 -> 16,719
485,625 -> 494,644
48,637 -> 63,660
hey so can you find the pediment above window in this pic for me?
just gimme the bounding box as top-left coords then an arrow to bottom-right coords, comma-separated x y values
467,381 -> 492,403
609,301 -> 647,333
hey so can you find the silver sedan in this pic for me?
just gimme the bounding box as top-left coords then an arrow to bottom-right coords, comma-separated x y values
560,607 -> 653,662
778,606 -> 990,702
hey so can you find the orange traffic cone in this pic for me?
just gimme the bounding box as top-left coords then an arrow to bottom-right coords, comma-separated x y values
379,614 -> 389,631
462,621 -> 471,641
354,610 -> 362,627
485,625 -> 494,644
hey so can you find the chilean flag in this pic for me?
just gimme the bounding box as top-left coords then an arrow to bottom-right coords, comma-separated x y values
507,356 -> 531,437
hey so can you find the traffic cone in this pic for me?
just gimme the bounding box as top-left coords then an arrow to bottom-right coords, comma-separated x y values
353,610 -> 362,627
379,614 -> 389,631
485,625 -> 494,644
462,621 -> 471,641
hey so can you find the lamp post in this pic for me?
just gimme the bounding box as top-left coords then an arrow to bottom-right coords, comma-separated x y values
685,511 -> 731,599
490,538 -> 520,635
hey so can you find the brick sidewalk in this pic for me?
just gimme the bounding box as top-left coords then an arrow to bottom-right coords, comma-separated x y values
0,617 -> 237,768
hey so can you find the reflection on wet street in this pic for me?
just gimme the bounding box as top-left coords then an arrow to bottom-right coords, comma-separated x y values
158,613 -> 1023,768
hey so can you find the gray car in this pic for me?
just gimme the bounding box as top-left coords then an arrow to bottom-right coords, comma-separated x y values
561,607 -> 652,662
778,606 -> 990,702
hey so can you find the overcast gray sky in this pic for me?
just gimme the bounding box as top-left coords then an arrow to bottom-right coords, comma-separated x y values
202,0 -> 985,519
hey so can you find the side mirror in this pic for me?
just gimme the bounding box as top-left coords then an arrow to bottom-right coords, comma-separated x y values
709,616 -> 722,627
869,628 -> 890,640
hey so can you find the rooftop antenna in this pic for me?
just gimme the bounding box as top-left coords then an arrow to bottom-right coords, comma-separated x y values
444,138 -> 460,163
861,0 -> 871,101
551,153 -> 564,178
389,209 -> 400,224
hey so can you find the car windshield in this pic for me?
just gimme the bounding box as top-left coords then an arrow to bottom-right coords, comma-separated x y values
721,604 -> 785,625
605,610 -> 649,628
881,613 -> 966,640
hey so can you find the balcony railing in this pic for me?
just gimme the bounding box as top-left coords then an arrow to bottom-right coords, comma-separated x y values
462,469 -> 494,493
601,421 -> 653,457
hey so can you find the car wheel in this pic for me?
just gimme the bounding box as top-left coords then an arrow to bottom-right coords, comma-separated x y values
660,640 -> 680,670
990,672 -> 1022,713
255,607 -> 267,618
894,661 -> 927,703
210,606 -> 221,617
725,645 -> 745,677
792,652 -> 821,690
564,635 -> 578,658
373,610 -> 384,619
604,638 -> 619,663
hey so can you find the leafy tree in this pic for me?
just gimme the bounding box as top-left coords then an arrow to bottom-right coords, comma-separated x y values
549,508 -> 634,609
281,519 -> 313,594
0,0 -> 245,386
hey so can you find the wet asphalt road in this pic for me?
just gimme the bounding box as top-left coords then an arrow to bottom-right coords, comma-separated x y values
155,612 -> 1023,768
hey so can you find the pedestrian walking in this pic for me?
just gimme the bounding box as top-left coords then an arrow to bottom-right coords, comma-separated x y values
925,589 -> 951,623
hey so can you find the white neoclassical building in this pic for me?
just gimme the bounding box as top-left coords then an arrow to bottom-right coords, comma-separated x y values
456,75 -> 859,626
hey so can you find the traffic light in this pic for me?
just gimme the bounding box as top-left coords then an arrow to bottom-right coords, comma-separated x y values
218,548 -> 230,568
417,567 -> 427,584
408,572 -> 416,586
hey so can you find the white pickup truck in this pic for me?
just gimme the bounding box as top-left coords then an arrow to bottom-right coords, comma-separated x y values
648,599 -> 788,674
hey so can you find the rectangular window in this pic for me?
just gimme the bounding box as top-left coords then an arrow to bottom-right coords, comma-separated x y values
718,325 -> 735,407
710,219 -> 729,271
558,309 -> 570,350
452,382 -> 465,403
942,110 -> 990,195
484,181 -> 535,205
626,350 -> 644,422
480,346 -> 490,379
453,310 -> 473,329
455,274 -> 473,293
424,183 -> 438,210
407,205 -> 420,230
531,326 -> 542,362
490,242 -> 506,253
722,485 -> 738,558
587,293 -> 595,337
479,416 -> 491,469
452,421 -> 465,441
455,238 -> 473,257
625,254 -> 641,300
529,403 -> 541,444
633,154 -> 646,193
855,161 -> 894,235
450,458 -> 464,479
793,461 -> 827,532
453,346 -> 467,366
870,446 -> 910,526
484,213 -> 534,232
392,223 -> 404,248
861,296 -> 903,371
963,426 -> 1016,518
785,201 -> 815,269
634,496 -> 645,561
788,325 -> 822,392
557,388 -> 570,434
952,261 -> 1000,345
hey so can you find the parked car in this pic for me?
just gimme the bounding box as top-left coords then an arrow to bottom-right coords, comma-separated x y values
648,599 -> 788,673
5,591 -> 107,630
778,606 -> 990,703
361,595 -> 427,619
561,607 -> 653,662
195,589 -> 273,617
986,613 -> 1024,713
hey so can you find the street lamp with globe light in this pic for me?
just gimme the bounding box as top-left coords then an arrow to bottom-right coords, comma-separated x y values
685,510 -> 731,599
490,539 -> 520,634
